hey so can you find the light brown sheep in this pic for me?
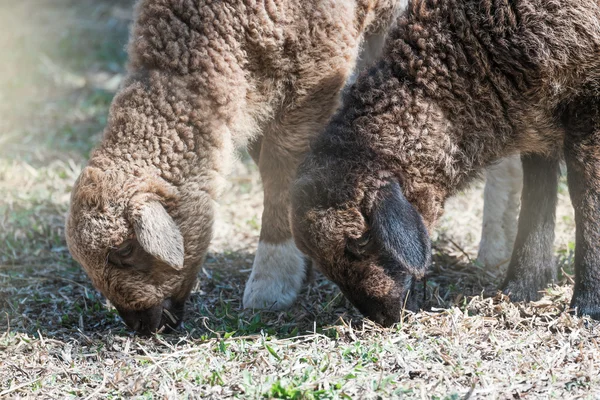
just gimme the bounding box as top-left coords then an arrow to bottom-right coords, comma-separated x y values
65,0 -> 403,334
291,0 -> 600,326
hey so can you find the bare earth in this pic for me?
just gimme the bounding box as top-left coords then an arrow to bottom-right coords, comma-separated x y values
1,1 -> 598,398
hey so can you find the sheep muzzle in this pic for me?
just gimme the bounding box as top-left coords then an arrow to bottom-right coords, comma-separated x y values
116,297 -> 184,336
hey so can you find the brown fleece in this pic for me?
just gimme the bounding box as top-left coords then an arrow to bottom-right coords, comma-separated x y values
66,0 -> 402,327
291,0 -> 600,326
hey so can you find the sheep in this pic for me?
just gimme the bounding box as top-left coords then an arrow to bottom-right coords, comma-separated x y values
290,0 -> 600,327
65,0 -> 405,334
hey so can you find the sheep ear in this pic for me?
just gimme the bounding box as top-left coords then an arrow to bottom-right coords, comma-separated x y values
370,181 -> 431,277
131,200 -> 184,270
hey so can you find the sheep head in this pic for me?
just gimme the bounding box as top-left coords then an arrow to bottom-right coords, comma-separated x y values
291,158 -> 431,327
66,166 -> 211,335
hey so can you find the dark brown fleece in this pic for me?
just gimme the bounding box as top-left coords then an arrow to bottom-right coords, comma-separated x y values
66,0 -> 402,332
291,0 -> 600,326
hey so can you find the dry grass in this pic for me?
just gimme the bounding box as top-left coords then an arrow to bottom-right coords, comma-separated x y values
1,1 -> 599,399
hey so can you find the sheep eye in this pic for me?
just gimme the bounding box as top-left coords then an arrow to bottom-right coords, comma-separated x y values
346,232 -> 373,258
356,234 -> 371,248
116,241 -> 134,257
108,240 -> 135,267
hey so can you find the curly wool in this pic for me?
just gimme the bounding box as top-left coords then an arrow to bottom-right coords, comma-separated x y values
291,0 -> 600,325
303,0 -> 600,228
66,0 -> 402,314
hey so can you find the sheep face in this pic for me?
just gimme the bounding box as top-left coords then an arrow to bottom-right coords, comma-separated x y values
66,166 -> 206,335
291,165 -> 431,327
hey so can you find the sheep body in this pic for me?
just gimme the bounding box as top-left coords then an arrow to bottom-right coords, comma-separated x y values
291,0 -> 600,325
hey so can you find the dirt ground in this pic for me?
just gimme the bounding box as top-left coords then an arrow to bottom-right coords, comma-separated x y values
0,1 -> 598,398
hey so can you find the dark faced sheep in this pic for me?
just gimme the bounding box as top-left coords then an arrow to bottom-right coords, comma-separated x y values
291,0 -> 600,326
65,0 -> 405,334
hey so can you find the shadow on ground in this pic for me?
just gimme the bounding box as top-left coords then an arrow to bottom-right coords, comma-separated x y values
0,248 -> 359,343
1,236 -> 536,345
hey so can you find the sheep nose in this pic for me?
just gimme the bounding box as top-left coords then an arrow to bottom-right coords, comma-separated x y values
116,298 -> 184,335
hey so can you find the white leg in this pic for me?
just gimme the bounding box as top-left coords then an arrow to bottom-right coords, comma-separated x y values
477,155 -> 523,268
243,239 -> 306,310
502,164 -> 523,254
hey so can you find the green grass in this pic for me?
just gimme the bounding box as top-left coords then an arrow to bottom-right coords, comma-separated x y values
1,1 -> 599,398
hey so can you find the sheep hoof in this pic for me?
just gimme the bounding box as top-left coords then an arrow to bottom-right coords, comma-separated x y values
242,239 -> 306,310
476,248 -> 510,269
502,259 -> 556,303
502,279 -> 546,303
570,292 -> 600,320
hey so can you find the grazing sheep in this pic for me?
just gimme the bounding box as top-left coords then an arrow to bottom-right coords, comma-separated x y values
291,0 -> 600,326
65,0 -> 405,334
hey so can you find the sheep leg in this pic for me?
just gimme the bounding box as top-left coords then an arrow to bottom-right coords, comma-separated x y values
242,135 -> 308,310
501,159 -> 523,265
243,72 -> 350,310
477,155 -> 523,268
563,98 -> 600,319
502,154 -> 559,302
